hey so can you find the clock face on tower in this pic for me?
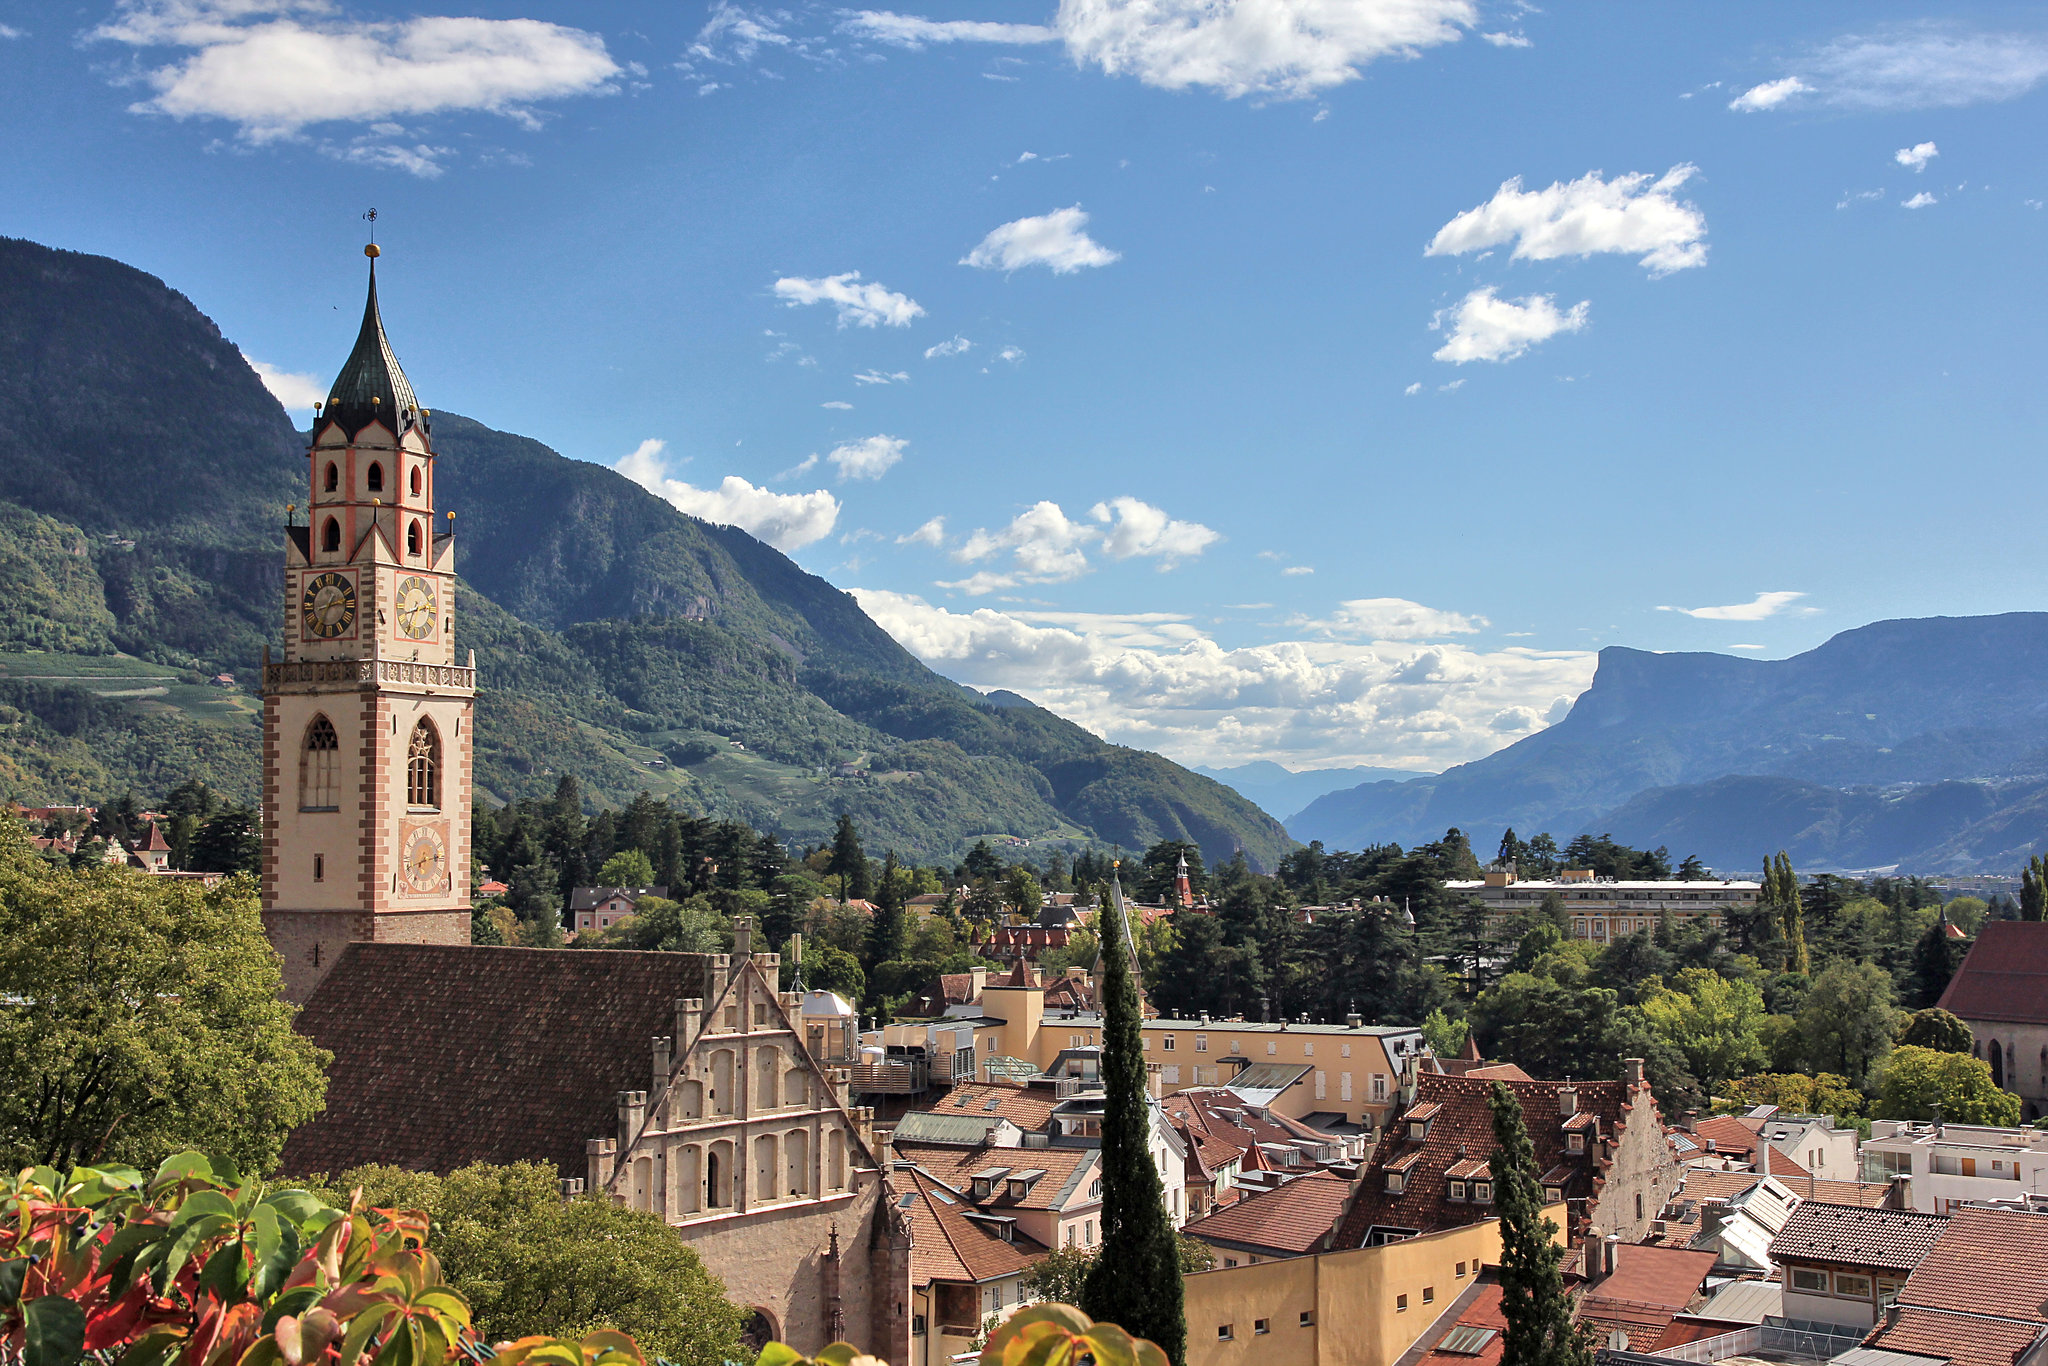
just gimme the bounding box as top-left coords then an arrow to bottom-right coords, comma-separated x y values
301,571 -> 358,639
402,825 -> 448,892
395,576 -> 438,640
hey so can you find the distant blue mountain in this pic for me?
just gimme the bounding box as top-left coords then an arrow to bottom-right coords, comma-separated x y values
1190,760 -> 1432,826
1286,614 -> 2048,873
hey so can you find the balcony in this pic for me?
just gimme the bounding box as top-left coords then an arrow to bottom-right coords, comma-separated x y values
851,1059 -> 931,1094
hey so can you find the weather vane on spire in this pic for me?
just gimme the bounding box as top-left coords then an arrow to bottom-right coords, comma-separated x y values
363,207 -> 380,259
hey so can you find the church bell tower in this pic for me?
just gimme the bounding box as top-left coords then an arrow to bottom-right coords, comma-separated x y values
262,242 -> 474,1002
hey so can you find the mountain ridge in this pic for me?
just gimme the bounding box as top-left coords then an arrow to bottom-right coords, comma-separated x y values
0,235 -> 1291,868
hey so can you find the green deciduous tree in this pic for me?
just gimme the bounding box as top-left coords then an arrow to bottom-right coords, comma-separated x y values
1080,887 -> 1185,1366
0,820 -> 328,1172
1797,962 -> 1899,1089
1722,1073 -> 1865,1127
328,1162 -> 745,1366
1420,1007 -> 1467,1059
1874,1046 -> 2022,1127
1637,968 -> 1768,1091
597,848 -> 658,886
1488,1082 -> 1595,1366
1897,1008 -> 1972,1054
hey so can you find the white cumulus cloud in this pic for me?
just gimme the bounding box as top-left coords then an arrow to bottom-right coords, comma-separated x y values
827,434 -> 907,481
1431,287 -> 1587,365
962,205 -> 1120,273
618,439 -> 839,551
772,271 -> 925,328
850,589 -> 1593,768
1656,590 -> 1807,621
957,501 -> 1100,582
1728,76 -> 1811,111
94,1 -> 621,143
1089,496 -> 1221,564
925,335 -> 973,358
900,516 -> 947,547
1319,598 -> 1486,639
1895,140 -> 1939,171
838,11 -> 1057,46
1056,0 -> 1477,99
1902,191 -> 1937,209
1427,165 -> 1708,275
243,353 -> 326,411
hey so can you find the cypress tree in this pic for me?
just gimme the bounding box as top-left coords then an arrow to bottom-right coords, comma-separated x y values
1080,882 -> 1186,1366
1488,1082 -> 1595,1366
864,851 -> 908,972
2023,856 -> 2047,922
829,814 -> 870,902
1773,852 -> 1809,975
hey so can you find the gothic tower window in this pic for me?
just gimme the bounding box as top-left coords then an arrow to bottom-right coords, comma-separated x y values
322,518 -> 341,552
301,715 -> 339,810
410,466 -> 422,497
407,520 -> 422,555
407,719 -> 440,809
324,462 -> 339,492
366,461 -> 384,493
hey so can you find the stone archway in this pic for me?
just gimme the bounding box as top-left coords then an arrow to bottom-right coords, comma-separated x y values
741,1307 -> 782,1353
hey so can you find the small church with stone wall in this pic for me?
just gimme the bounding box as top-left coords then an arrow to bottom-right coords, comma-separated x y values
265,243 -> 910,1359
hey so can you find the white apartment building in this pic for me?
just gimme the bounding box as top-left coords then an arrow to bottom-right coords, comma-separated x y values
1862,1119 -> 2048,1213
1444,867 -> 1760,943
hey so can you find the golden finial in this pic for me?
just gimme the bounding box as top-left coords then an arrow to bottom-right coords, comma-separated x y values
365,243 -> 380,258
371,395 -> 381,405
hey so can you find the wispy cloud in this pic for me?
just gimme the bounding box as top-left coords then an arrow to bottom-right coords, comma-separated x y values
1432,288 -> 1588,365
772,271 -> 925,328
1427,165 -> 1708,276
1734,26 -> 2048,112
853,369 -> 910,385
93,0 -> 621,149
1902,191 -> 1938,209
838,10 -> 1055,47
963,205 -> 1120,274
1657,590 -> 1808,621
822,399 -> 853,409
1728,76 -> 1810,111
924,335 -> 973,359
619,440 -> 839,550
899,516 -> 946,547
827,434 -> 907,480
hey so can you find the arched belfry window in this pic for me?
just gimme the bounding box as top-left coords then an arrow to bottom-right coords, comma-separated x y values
407,719 -> 440,809
410,466 -> 423,497
321,518 -> 341,552
406,520 -> 422,555
366,461 -> 385,493
301,715 -> 339,810
324,462 -> 339,492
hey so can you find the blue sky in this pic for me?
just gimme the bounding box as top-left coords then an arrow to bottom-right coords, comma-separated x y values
5,1 -> 2046,774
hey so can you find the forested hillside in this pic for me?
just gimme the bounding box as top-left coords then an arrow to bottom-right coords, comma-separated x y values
0,236 -> 1290,866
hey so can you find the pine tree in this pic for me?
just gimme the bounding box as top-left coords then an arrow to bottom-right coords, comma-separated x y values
829,814 -> 870,902
1081,883 -> 1186,1366
1488,1082 -> 1596,1366
864,851 -> 908,972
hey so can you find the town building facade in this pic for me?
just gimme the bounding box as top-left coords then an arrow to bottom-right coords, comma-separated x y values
1938,919 -> 2048,1120
1444,867 -> 1759,943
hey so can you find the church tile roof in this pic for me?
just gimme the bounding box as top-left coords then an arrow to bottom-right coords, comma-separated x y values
1938,921 -> 2048,1026
281,943 -> 711,1179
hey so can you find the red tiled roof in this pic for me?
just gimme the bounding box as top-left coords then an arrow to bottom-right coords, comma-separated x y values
892,1144 -> 1098,1215
1583,1244 -> 1715,1310
1866,1306 -> 2045,1366
1671,1168 -> 1891,1209
1938,920 -> 2048,1025
1180,1170 -> 1353,1257
915,1082 -> 1064,1133
1770,1201 -> 1948,1275
1334,1074 -> 1639,1246
900,1167 -> 1047,1287
1686,1115 -> 1761,1158
1413,1278 -> 1506,1366
282,944 -> 711,1179
1160,1089 -> 1344,1169
139,822 -> 170,851
1650,1319 -> 1750,1351
1895,1206 -> 2048,1322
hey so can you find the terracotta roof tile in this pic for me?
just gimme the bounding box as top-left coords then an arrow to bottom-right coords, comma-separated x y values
1335,1074 -> 1635,1246
1770,1202 -> 1949,1275
1412,1277 -> 1506,1366
1670,1168 -> 1891,1209
1866,1306 -> 2047,1366
1896,1206 -> 2048,1321
1180,1170 -> 1353,1257
1939,921 -> 2048,1026
1582,1244 -> 1715,1310
900,1167 -> 1046,1287
892,1143 -> 1097,1215
282,944 -> 712,1179
916,1082 -> 1063,1133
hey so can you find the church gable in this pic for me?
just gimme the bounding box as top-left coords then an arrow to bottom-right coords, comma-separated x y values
592,922 -> 883,1226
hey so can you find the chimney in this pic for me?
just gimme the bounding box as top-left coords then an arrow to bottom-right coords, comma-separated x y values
734,916 -> 754,958
1559,1084 -> 1578,1118
1346,1011 -> 1364,1029
1603,1234 -> 1621,1279
1680,1109 -> 1698,1134
1623,1057 -> 1645,1088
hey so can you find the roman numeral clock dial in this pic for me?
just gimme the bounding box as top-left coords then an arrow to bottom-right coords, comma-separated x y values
301,571 -> 357,639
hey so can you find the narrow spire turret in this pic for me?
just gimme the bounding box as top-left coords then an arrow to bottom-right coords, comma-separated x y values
323,244 -> 423,441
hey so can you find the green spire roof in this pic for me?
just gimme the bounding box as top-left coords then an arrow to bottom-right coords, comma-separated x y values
324,256 -> 422,441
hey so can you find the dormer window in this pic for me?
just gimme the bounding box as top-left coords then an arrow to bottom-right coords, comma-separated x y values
1473,1182 -> 1493,1203
1543,1185 -> 1563,1202
1568,1132 -> 1585,1153
1386,1171 -> 1406,1194
1447,1181 -> 1466,1201
1408,1120 -> 1429,1142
